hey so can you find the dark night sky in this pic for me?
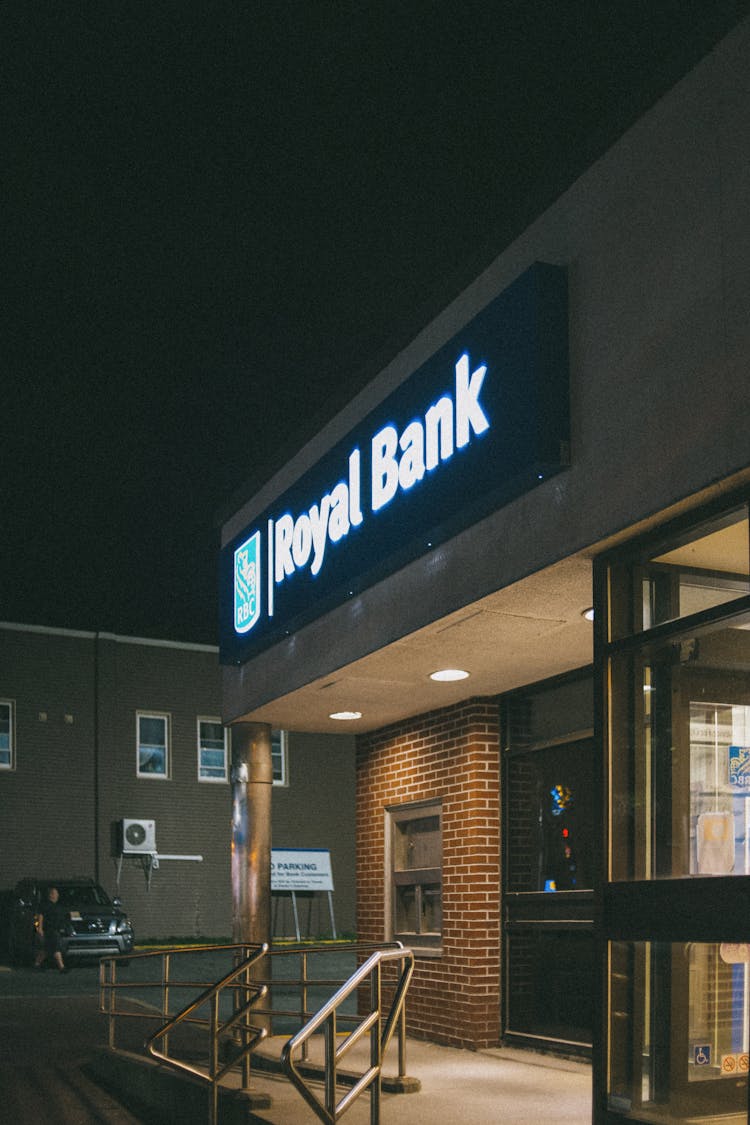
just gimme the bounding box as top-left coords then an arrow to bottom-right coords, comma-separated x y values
4,3 -> 747,645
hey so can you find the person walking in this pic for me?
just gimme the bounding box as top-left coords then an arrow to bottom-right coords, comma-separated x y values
34,886 -> 69,972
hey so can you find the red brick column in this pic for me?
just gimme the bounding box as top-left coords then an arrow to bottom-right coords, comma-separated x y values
356,698 -> 501,1048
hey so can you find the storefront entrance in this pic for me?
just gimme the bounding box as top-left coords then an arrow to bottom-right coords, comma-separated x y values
598,496 -> 750,1123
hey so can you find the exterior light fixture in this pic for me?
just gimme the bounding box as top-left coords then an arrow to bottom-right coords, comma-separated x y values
430,669 -> 470,682
582,607 -> 595,621
329,710 -> 362,721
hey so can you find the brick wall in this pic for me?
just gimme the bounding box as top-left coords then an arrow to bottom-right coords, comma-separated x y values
356,697 -> 501,1049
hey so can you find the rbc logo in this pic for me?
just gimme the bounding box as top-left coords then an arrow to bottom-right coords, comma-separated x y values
234,532 -> 261,634
729,745 -> 750,791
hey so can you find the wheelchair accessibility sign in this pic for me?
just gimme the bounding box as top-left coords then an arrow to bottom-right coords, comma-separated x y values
694,1045 -> 711,1067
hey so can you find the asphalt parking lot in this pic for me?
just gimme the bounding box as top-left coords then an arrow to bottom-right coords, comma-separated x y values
0,957 -> 145,1123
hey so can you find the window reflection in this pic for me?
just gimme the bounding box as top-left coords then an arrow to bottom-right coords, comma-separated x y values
609,942 -> 749,1121
610,507 -> 749,641
610,617 -> 750,882
690,701 -> 750,875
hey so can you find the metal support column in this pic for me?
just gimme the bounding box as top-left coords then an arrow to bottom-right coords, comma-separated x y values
230,721 -> 273,946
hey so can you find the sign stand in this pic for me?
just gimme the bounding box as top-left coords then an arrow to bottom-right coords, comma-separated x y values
274,889 -> 338,941
271,848 -> 337,940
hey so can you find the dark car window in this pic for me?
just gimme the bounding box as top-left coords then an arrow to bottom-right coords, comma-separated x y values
47,884 -> 111,908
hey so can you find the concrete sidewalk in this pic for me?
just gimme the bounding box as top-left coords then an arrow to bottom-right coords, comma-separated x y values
91,1033 -> 592,1124
242,1037 -> 592,1125
0,962 -> 591,1123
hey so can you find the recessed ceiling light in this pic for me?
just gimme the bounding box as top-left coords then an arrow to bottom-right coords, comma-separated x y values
582,607 -> 595,621
329,710 -> 362,721
430,668 -> 470,682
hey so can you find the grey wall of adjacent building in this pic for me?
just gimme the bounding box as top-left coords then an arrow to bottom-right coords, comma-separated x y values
271,732 -> 357,939
0,627 -> 97,879
0,624 -> 356,941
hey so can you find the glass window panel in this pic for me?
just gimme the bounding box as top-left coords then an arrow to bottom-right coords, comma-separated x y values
608,942 -> 748,1121
202,749 -> 225,769
138,713 -> 168,776
505,677 -> 593,748
690,700 -> 750,875
140,716 -> 166,747
507,740 -> 594,892
609,507 -> 749,641
0,702 -> 11,767
507,928 -> 593,1044
609,614 -> 750,881
139,745 -> 165,774
272,730 -> 288,786
200,752 -> 225,779
200,721 -> 224,749
199,720 -> 226,780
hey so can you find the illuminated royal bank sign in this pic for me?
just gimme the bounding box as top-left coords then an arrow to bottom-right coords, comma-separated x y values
220,262 -> 569,665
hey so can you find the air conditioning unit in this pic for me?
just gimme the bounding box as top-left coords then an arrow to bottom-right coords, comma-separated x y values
121,818 -> 156,855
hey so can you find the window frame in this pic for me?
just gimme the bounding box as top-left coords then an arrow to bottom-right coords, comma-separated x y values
272,729 -> 289,787
197,717 -> 228,783
0,699 -> 15,770
385,798 -> 443,955
136,711 -> 171,779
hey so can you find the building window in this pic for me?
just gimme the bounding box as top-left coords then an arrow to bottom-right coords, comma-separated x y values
0,700 -> 14,769
272,730 -> 288,787
387,800 -> 442,953
137,712 -> 170,778
198,718 -> 227,782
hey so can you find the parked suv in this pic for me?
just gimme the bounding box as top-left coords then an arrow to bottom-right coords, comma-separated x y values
4,877 -> 134,964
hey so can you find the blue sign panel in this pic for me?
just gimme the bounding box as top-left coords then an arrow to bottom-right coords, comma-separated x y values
729,745 -> 750,794
694,1044 -> 711,1067
220,262 -> 569,665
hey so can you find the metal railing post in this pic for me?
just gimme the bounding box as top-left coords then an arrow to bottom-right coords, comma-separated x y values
398,995 -> 407,1078
243,949 -> 252,1092
99,940 -> 414,1125
100,956 -> 116,1049
209,991 -> 220,1125
162,951 -> 171,1056
325,1010 -> 336,1116
370,960 -> 382,1125
301,949 -> 310,1062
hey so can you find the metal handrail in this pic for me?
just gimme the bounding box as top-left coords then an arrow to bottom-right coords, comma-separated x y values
99,940 -> 414,1125
101,942 -> 269,1125
145,943 -> 270,1125
99,942 -> 265,1044
281,945 -> 415,1125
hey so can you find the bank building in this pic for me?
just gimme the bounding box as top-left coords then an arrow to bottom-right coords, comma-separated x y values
219,19 -> 750,1124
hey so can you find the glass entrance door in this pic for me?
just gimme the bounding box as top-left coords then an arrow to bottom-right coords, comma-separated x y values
599,500 -> 750,1124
